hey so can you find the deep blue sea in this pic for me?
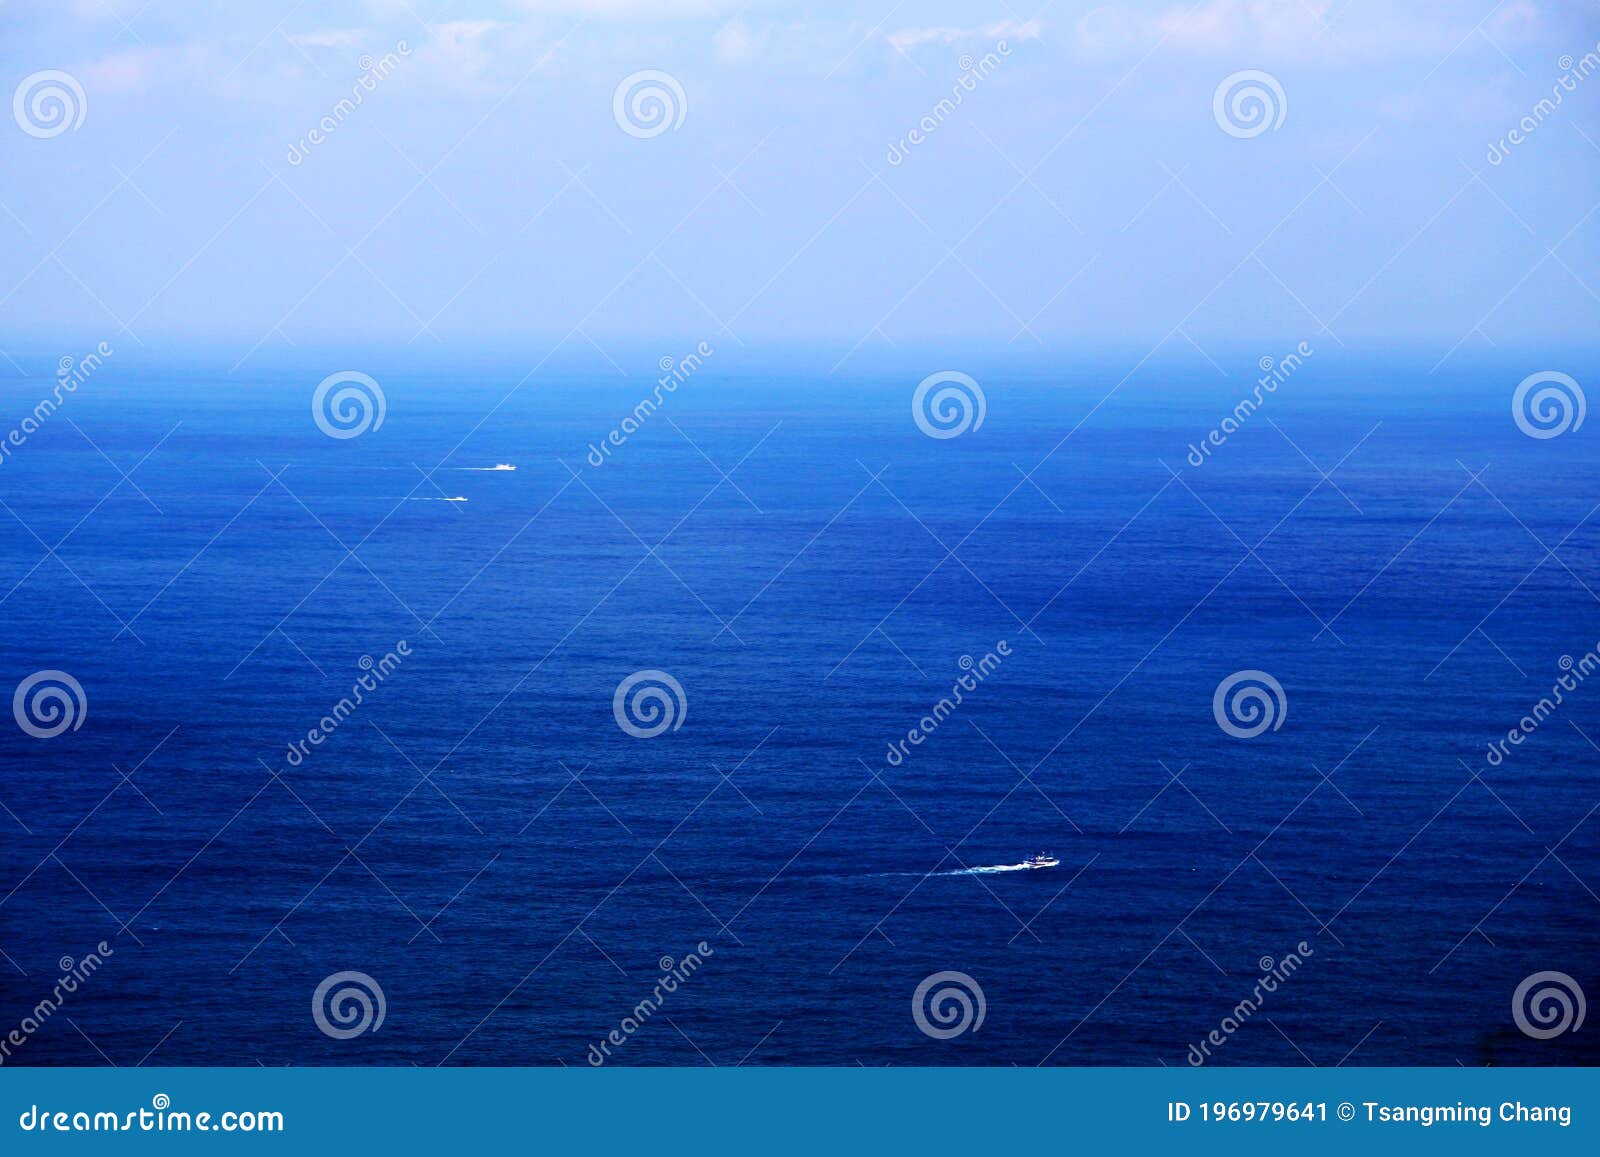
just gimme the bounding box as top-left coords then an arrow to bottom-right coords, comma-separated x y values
1,351 -> 1596,1066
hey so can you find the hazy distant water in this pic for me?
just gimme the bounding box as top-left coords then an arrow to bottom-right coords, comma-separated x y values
1,357 -> 1596,1066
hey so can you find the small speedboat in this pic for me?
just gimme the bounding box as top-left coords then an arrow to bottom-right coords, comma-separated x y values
1023,852 -> 1059,869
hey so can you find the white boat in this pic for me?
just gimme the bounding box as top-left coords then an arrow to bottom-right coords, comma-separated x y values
1023,852 -> 1059,869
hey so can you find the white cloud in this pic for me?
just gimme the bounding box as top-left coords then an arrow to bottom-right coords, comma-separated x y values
1073,0 -> 1546,60
504,0 -> 744,19
406,20 -> 514,86
887,19 -> 1043,55
713,20 -> 757,63
291,29 -> 373,50
77,48 -> 159,94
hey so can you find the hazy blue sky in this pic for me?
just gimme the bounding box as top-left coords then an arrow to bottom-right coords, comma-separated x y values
1,0 -> 1597,370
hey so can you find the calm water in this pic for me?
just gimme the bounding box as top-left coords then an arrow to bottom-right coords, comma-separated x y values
1,353 -> 1596,1066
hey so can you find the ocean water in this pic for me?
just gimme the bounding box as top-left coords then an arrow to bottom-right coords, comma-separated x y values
1,353 -> 1596,1067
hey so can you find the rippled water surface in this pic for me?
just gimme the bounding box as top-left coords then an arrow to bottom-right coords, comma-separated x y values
1,358 -> 1596,1065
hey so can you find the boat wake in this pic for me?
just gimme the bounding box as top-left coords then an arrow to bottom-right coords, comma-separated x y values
834,858 -> 1059,881
345,465 -> 512,472
774,857 -> 1061,886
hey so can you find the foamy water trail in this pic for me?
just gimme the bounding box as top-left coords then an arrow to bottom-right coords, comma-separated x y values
333,464 -> 515,472
807,862 -> 1053,882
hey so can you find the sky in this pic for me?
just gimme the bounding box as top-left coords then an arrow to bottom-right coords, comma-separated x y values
0,0 -> 1597,373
